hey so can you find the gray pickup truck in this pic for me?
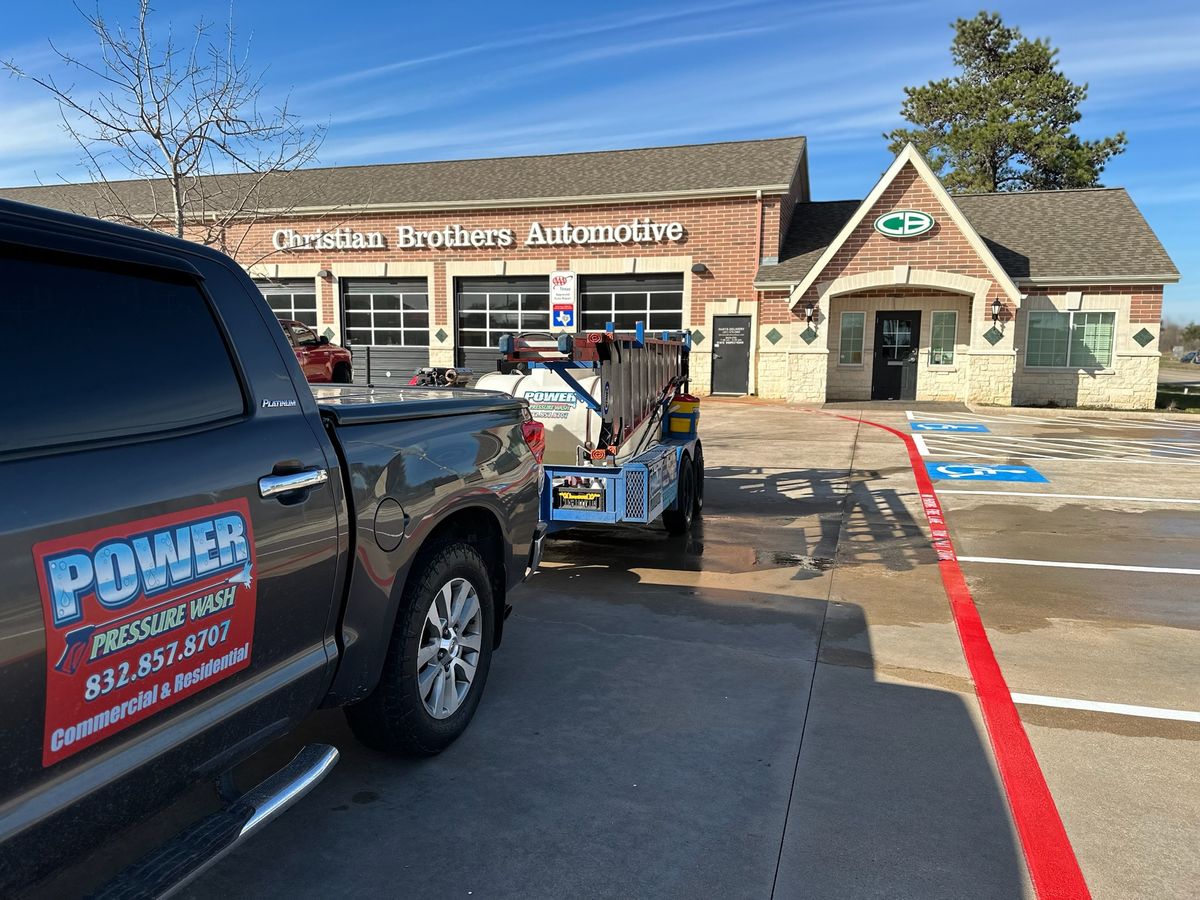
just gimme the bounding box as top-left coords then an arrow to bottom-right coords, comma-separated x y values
0,199 -> 545,895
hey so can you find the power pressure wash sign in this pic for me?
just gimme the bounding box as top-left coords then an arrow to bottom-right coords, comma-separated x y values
33,500 -> 258,766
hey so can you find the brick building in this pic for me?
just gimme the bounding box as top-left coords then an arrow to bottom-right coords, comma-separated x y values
3,136 -> 1178,407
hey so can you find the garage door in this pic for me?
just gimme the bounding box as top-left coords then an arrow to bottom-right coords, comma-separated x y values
578,274 -> 684,332
256,279 -> 318,327
455,277 -> 550,374
342,279 -> 430,385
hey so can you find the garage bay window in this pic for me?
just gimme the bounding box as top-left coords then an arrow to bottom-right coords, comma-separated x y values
1026,310 -> 1115,368
256,279 -> 317,326
343,280 -> 430,347
838,311 -> 865,364
579,275 -> 683,331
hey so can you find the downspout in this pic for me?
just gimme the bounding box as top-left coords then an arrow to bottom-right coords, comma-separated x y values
754,189 -> 764,269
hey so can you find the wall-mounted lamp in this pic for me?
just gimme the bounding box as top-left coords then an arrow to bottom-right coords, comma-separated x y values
991,299 -> 1002,322
317,268 -> 333,279
805,304 -> 815,323
690,262 -> 709,275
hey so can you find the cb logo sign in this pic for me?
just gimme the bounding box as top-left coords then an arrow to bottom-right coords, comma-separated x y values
874,210 -> 935,238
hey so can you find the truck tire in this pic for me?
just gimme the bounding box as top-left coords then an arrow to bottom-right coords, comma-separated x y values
662,451 -> 695,535
332,363 -> 352,384
692,442 -> 705,517
345,540 -> 495,756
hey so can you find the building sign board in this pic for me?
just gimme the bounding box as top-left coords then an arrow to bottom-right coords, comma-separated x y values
874,210 -> 935,238
550,271 -> 576,329
272,228 -> 386,251
925,462 -> 1047,483
276,220 -> 687,252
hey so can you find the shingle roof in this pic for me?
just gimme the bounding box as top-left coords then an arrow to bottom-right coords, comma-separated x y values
757,187 -> 1179,285
0,136 -> 807,216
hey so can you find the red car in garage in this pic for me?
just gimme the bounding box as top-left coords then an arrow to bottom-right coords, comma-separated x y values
279,319 -> 353,383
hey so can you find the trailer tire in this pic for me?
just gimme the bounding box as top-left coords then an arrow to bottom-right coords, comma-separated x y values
663,451 -> 696,535
345,540 -> 495,756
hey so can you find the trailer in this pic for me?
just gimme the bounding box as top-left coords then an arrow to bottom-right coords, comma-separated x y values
482,324 -> 703,535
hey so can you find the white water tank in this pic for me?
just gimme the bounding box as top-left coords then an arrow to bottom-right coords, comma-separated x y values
477,368 -> 603,465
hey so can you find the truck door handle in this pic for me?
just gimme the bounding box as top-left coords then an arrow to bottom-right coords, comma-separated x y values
259,467 -> 328,499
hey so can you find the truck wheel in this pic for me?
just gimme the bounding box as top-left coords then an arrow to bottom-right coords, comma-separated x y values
662,452 -> 695,535
692,443 -> 705,518
345,541 -> 495,756
333,363 -> 352,384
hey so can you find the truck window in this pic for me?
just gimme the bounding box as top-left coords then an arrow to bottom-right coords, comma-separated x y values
290,324 -> 319,346
5,251 -> 245,454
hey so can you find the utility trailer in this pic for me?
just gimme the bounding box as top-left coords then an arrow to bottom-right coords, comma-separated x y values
484,324 -> 703,535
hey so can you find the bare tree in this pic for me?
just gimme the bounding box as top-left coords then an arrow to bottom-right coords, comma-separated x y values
3,1 -> 323,255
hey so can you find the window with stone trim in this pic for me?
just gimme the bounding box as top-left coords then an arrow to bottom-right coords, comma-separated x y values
838,311 -> 865,364
929,310 -> 957,365
1026,310 -> 1115,368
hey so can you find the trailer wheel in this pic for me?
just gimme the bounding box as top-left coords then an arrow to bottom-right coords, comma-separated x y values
692,442 -> 704,518
345,540 -> 495,756
663,451 -> 695,535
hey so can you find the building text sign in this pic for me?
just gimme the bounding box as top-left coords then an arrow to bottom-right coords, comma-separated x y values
274,218 -> 686,252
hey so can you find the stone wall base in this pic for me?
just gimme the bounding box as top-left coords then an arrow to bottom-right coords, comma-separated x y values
1011,355 -> 1158,409
966,353 -> 1015,406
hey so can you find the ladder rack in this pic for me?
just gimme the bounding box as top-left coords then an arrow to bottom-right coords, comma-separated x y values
498,323 -> 691,459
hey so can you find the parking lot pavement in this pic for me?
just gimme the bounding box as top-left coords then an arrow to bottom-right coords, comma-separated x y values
39,399 -> 1195,899
127,398 -> 1030,900
891,404 -> 1200,900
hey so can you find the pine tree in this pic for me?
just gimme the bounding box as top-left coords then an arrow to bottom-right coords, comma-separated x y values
886,11 -> 1126,193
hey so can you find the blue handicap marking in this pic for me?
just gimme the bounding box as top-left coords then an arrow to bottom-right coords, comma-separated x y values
925,461 -> 1048,483
911,421 -> 990,433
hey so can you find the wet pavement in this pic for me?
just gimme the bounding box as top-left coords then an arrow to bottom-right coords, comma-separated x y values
35,398 -> 1198,899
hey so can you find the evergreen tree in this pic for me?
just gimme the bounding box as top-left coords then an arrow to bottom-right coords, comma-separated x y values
886,11 -> 1126,193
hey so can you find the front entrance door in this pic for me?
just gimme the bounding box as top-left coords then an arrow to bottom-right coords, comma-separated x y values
871,311 -> 921,400
711,315 -> 751,394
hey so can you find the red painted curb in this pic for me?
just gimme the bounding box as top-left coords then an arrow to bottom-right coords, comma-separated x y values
829,411 -> 1091,900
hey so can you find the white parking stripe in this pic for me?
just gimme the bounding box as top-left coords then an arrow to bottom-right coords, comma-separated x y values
958,556 -> 1200,576
913,434 -> 930,456
919,434 -> 1200,464
1011,693 -> 1200,723
938,489 -> 1200,505
911,409 -> 1200,431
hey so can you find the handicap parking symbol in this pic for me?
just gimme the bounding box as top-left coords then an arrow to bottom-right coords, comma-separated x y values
911,421 -> 990,433
926,461 -> 1048,483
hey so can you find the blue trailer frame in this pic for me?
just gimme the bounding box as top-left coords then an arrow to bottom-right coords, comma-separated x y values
498,323 -> 701,533
541,434 -> 700,533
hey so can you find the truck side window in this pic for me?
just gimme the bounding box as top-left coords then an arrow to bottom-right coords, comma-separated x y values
5,251 -> 245,454
290,324 -> 318,347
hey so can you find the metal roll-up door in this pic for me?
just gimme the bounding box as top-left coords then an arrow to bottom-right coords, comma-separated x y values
455,276 -> 550,374
342,279 -> 430,385
578,274 -> 684,332
255,278 -> 318,327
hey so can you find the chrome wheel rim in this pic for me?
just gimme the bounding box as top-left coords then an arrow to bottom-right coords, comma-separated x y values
417,577 -> 482,719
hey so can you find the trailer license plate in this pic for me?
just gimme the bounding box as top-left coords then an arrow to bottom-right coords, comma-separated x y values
554,486 -> 604,511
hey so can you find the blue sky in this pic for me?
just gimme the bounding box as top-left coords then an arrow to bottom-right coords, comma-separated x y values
3,0 -> 1197,320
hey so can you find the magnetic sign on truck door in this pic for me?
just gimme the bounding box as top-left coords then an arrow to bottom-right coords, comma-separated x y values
34,500 -> 258,766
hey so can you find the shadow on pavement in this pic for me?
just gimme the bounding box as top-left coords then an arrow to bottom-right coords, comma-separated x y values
775,600 -> 1027,899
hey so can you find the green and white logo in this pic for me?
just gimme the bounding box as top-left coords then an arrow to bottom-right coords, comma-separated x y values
873,210 -> 935,237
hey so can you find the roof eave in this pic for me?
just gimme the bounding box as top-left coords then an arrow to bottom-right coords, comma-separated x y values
1017,274 -> 1181,286
22,183 -> 796,223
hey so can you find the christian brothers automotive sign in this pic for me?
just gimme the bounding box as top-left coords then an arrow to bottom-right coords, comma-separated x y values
272,218 -> 687,251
